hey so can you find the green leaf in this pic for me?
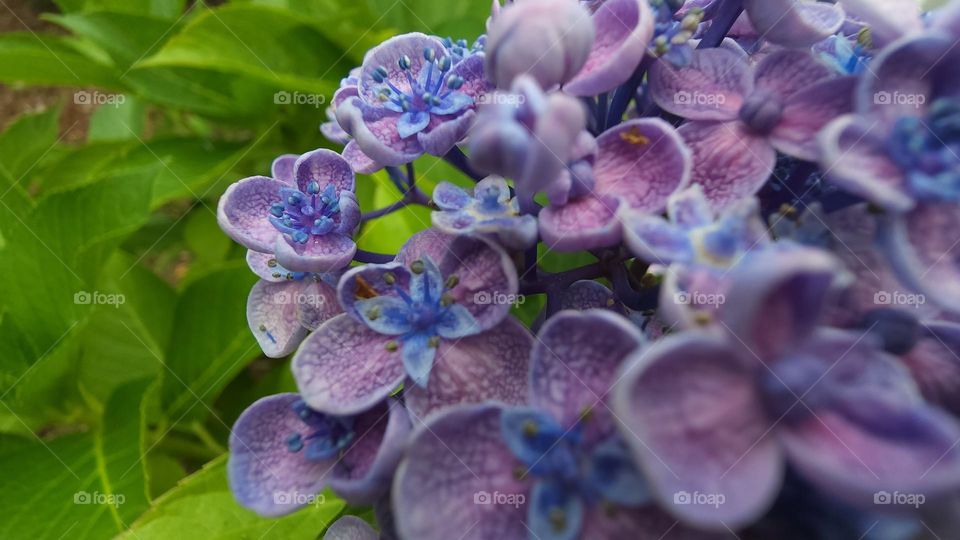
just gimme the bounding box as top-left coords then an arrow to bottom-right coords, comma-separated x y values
87,96 -> 147,141
0,378 -> 153,539
0,105 -> 61,218
46,11 -> 183,70
160,264 -> 259,426
0,33 -> 120,88
121,455 -> 345,539
53,0 -> 186,19
364,0 -> 490,39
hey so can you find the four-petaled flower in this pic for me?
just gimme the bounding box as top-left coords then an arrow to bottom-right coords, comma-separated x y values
431,176 -> 538,250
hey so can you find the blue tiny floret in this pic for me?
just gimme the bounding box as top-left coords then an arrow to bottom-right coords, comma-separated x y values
268,182 -> 342,244
284,399 -> 356,461
648,0 -> 702,67
887,98 -> 960,203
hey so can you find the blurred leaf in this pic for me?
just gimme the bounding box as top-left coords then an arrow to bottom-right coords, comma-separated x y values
0,106 -> 62,218
46,11 -> 183,70
0,33 -> 120,88
364,0 -> 490,39
53,0 -> 187,19
87,97 -> 147,141
121,455 -> 345,539
0,378 -> 153,539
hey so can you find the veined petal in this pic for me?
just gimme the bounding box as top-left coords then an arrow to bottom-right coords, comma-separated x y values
354,295 -> 414,335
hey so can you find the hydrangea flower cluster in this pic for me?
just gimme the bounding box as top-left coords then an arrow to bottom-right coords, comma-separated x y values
218,1 -> 960,538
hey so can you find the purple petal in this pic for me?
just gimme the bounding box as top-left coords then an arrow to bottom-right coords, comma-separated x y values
560,280 -> 622,312
531,310 -> 643,438
338,191 -> 361,234
770,76 -> 857,161
336,97 -> 424,167
433,182 -> 471,211
398,111 -> 430,138
649,48 -> 752,121
476,215 -> 540,250
246,250 -> 286,282
323,516 -> 378,540
329,399 -> 411,504
393,403 -> 531,540
271,154 -> 298,184
274,233 -> 356,274
539,194 -> 623,252
902,322 -> 960,415
396,229 -> 519,331
320,120 -> 352,146
359,33 -> 447,104
405,317 -> 532,420
247,280 -> 309,358
613,333 -> 783,530
817,115 -> 911,211
519,93 -> 589,197
217,176 -> 285,252
337,262 -> 413,324
292,314 -> 406,416
752,49 -> 833,101
295,278 -> 342,331
228,393 -> 334,517
581,505 -> 723,540
744,0 -> 844,48
417,110 -> 475,156
294,148 -> 355,194
678,121 -> 775,211
448,53 -> 493,101
721,247 -> 839,361
880,203 -> 960,314
622,213 -> 694,265
841,0 -> 921,47
667,184 -> 714,230
342,140 -> 383,175
564,0 -> 655,96
594,118 -> 692,212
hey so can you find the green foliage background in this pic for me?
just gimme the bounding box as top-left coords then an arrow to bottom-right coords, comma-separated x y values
0,0 -> 505,537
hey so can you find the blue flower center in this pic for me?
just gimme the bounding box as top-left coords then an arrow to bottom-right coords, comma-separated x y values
441,35 -> 485,64
816,32 -> 871,75
648,0 -> 701,67
887,98 -> 960,203
284,399 -> 355,461
372,46 -> 468,115
268,182 -> 341,244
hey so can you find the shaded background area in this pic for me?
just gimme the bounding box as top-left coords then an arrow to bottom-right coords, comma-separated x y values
0,0 -> 499,538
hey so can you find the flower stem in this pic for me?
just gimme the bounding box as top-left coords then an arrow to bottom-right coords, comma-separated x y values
443,146 -> 484,182
354,249 -> 396,264
607,55 -> 652,128
697,0 -> 743,49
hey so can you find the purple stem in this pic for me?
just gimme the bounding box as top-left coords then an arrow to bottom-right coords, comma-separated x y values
354,249 -> 396,264
520,262 -> 606,295
443,146 -> 484,182
697,0 -> 744,49
607,55 -> 652,128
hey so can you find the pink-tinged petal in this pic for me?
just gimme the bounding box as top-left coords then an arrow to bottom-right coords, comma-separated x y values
753,49 -> 833,101
396,229 -> 519,331
565,0 -> 655,96
359,33 -> 447,104
246,250 -> 286,282
744,0 -> 844,48
417,110 -> 475,156
519,93 -> 589,197
880,203 -> 960,314
561,280 -> 621,312
228,393 -> 334,517
539,194 -> 623,251
294,148 -> 355,194
613,333 -> 784,530
840,0 -> 921,47
217,176 -> 285,252
271,154 -> 298,184
449,53 -> 493,101
338,191 -> 361,234
292,314 -> 406,416
405,317 -> 532,421
649,48 -> 752,121
323,516 -> 378,540
594,118 -> 692,212
779,333 -> 960,508
393,403 -> 532,540
247,280 -> 309,358
770,76 -> 857,161
295,278 -> 341,331
817,115 -> 911,212
343,140 -> 383,175
657,264 -> 731,330
329,399 -> 411,504
721,247 -> 839,361
336,97 -> 424,167
581,505 -> 728,540
274,233 -> 356,274
902,323 -> 960,416
678,121 -> 775,211
531,310 -> 643,439
333,84 -> 359,109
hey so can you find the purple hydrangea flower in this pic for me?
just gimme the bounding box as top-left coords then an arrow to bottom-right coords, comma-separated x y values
218,150 -> 360,273
228,393 -> 411,516
335,33 -> 493,169
323,516 -> 378,540
613,248 -> 960,529
321,68 -> 361,146
648,0 -> 704,67
431,176 -> 538,250
649,47 -> 856,209
394,310 -> 715,540
292,229 -> 531,419
743,0 -> 845,48
245,251 -> 343,358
